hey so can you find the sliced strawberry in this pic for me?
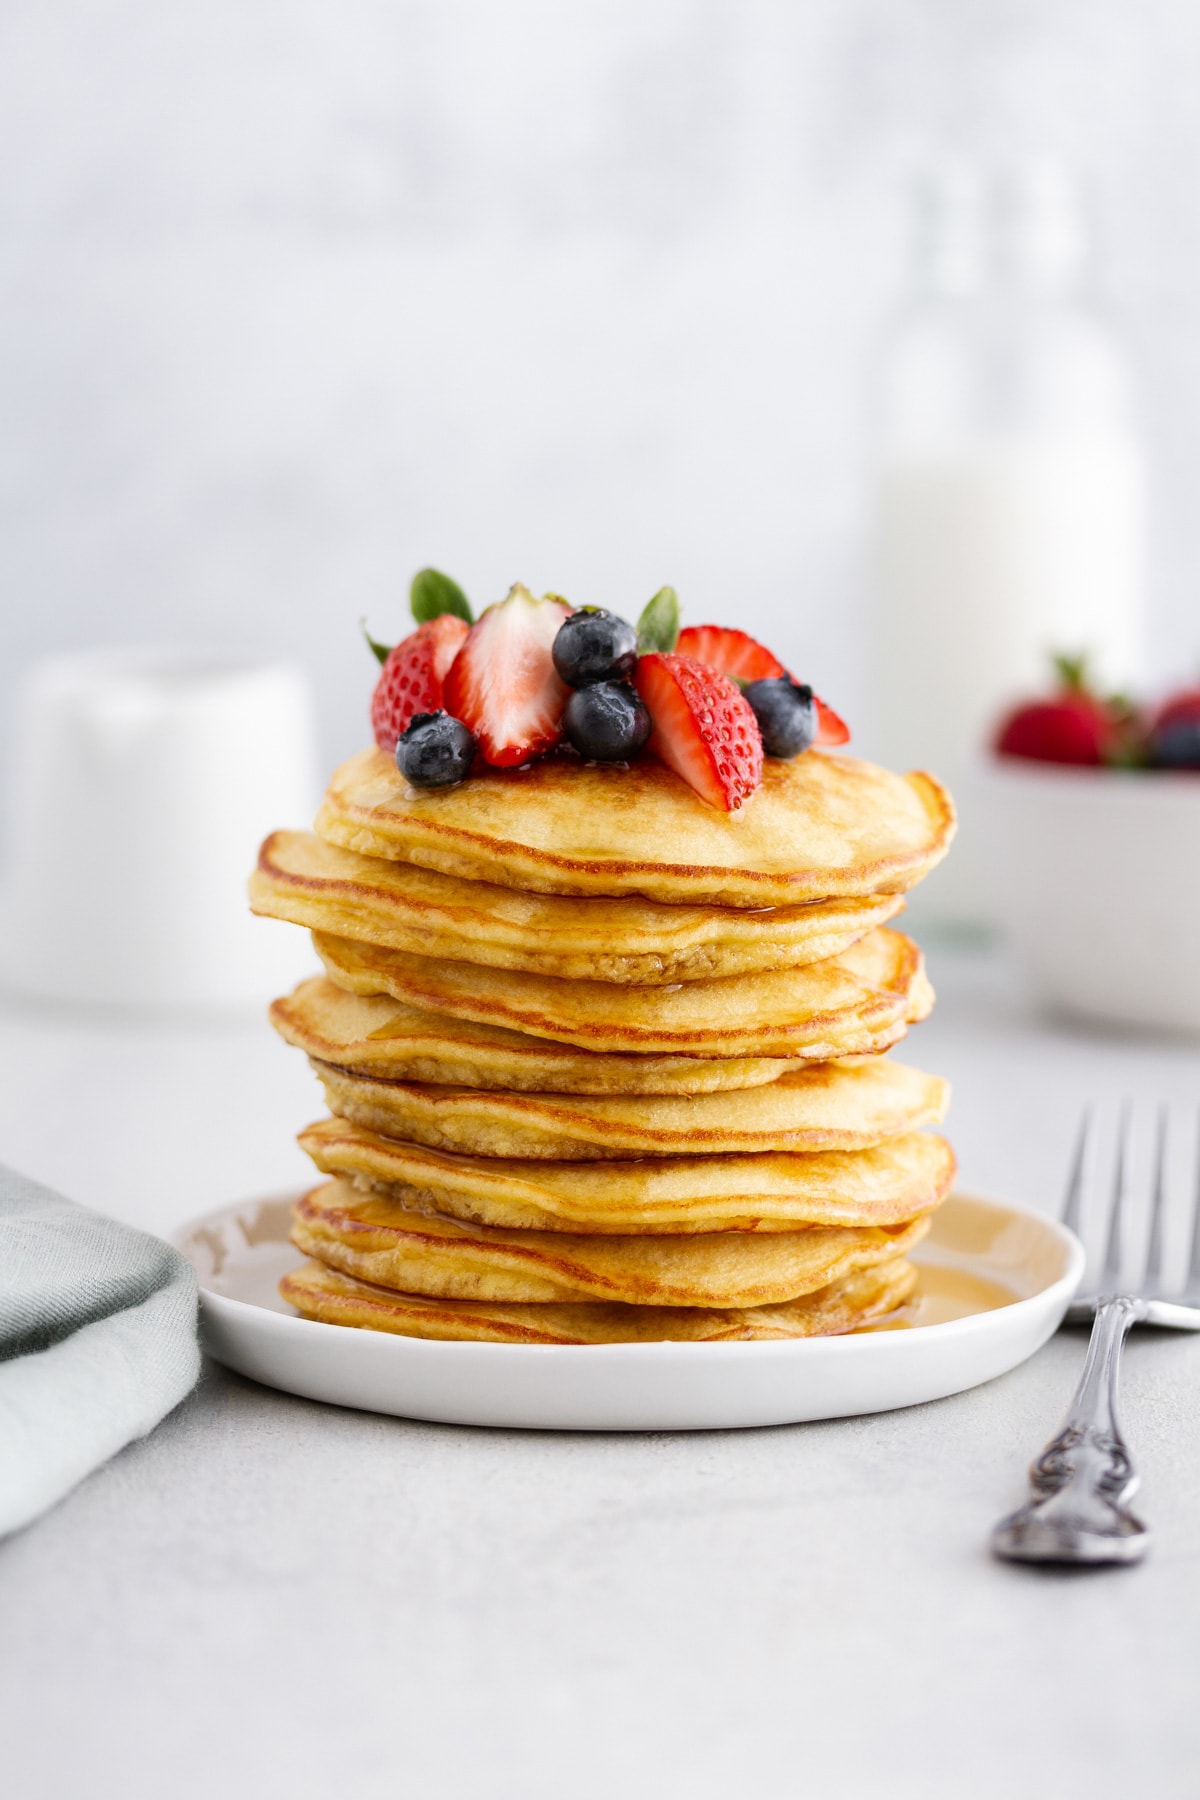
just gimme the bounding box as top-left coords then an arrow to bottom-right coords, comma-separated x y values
634,653 -> 763,811
675,625 -> 786,683
676,624 -> 850,746
371,615 -> 469,755
814,697 -> 850,746
443,584 -> 571,767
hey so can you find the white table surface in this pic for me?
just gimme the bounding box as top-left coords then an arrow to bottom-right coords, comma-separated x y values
2,946 -> 1200,1799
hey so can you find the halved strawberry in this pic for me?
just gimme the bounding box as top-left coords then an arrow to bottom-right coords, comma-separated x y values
814,697 -> 850,746
676,624 -> 785,683
675,623 -> 850,746
634,652 -> 763,811
371,615 -> 469,755
443,584 -> 571,767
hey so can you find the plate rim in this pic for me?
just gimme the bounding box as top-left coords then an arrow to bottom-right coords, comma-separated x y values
173,1187 -> 1086,1361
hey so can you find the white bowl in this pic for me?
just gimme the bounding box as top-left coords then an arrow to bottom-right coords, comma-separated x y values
980,759 -> 1200,1034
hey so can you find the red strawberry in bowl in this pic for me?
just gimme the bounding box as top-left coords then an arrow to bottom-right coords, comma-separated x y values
675,623 -> 850,747
443,584 -> 572,768
371,615 -> 469,755
992,654 -> 1133,767
634,652 -> 763,811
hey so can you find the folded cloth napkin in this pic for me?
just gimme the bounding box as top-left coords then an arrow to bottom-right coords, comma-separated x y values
0,1163 -> 200,1537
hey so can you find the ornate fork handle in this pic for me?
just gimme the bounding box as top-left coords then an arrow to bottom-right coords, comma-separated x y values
993,1295 -> 1149,1565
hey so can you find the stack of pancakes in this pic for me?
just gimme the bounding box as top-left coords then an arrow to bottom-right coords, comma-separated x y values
251,745 -> 956,1344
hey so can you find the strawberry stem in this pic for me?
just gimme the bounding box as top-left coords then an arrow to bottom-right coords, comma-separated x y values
411,568 -> 473,625
637,587 -> 680,653
361,620 -> 393,667
1052,651 -> 1090,693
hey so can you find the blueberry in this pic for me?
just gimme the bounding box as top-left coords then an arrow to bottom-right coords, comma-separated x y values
552,608 -> 638,687
563,681 -> 652,762
1153,717 -> 1200,770
396,711 -> 476,787
743,678 -> 817,759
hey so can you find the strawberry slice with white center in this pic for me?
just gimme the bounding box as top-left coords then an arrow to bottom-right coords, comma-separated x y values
443,584 -> 571,767
676,622 -> 850,746
634,652 -> 763,811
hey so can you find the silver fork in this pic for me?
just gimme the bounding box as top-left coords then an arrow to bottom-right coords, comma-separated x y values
993,1106 -> 1200,1566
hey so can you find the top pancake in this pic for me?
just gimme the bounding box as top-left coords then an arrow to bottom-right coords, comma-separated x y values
315,746 -> 955,907
250,829 -> 905,983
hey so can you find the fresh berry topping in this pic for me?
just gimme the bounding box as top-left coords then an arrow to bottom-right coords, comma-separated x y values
371,615 -> 469,755
563,681 -> 652,761
442,584 -> 571,768
552,608 -> 638,688
675,624 -> 850,745
396,711 -> 477,788
1151,689 -> 1200,769
634,653 -> 763,811
813,697 -> 851,746
743,677 -> 818,758
675,624 -> 786,683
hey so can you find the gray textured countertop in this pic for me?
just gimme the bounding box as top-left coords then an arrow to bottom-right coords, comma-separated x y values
3,947 -> 1199,1799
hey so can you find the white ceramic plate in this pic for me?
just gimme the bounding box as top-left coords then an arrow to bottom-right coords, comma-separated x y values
175,1192 -> 1083,1432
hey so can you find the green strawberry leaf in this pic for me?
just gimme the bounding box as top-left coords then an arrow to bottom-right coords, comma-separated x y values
411,568 -> 473,625
361,620 -> 393,666
637,586 -> 680,653
1052,650 -> 1090,694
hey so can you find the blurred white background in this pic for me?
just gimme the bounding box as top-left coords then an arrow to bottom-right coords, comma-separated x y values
2,0 -> 1199,799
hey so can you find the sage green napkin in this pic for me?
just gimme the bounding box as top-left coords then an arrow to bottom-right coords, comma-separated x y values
0,1163 -> 200,1536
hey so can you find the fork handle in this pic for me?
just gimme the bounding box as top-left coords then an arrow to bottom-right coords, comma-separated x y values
992,1295 -> 1149,1565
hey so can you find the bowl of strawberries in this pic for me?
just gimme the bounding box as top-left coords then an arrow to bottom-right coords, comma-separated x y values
983,655 -> 1200,1034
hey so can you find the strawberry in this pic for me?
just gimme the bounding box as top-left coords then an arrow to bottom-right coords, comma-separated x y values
675,623 -> 850,746
371,615 -> 469,755
634,652 -> 763,811
676,625 -> 786,683
813,698 -> 850,746
993,653 -> 1126,767
443,584 -> 571,768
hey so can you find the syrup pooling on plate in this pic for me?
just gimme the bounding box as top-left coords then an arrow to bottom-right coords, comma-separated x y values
865,1264 -> 1019,1330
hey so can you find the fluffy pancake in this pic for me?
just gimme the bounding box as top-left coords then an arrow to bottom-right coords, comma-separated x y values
271,978 -> 798,1095
310,1056 -> 949,1159
298,1116 -> 957,1233
314,925 -> 933,1058
315,746 -> 955,906
250,829 -> 905,983
279,1256 -> 919,1343
291,1178 -> 931,1306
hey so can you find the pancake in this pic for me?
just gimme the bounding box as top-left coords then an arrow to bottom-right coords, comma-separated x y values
290,1178 -> 931,1306
250,829 -> 906,984
310,1056 -> 949,1159
270,978 -> 799,1095
279,1255 -> 918,1343
298,1116 -> 957,1233
315,747 -> 954,907
314,925 -> 933,1058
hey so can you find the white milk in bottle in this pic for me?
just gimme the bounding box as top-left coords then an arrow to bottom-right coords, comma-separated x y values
870,163 -> 1146,930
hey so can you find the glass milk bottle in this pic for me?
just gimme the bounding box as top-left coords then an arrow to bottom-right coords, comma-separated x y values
870,162 -> 1147,930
